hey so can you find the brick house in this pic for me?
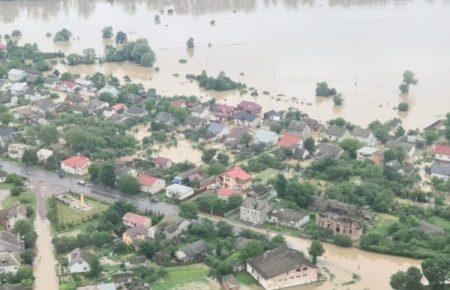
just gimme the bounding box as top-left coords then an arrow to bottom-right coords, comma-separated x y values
122,212 -> 152,228
216,167 -> 252,191
60,155 -> 91,175
138,175 -> 166,194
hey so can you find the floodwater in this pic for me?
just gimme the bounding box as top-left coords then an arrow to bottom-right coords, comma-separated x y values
156,138 -> 203,165
215,216 -> 421,290
1,0 -> 450,129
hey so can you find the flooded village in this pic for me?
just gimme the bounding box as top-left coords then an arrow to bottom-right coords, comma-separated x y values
0,0 -> 448,290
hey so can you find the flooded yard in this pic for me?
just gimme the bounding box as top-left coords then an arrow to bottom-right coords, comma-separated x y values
155,139 -> 203,166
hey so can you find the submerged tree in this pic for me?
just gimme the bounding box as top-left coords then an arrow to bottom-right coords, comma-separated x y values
186,37 -> 195,49
399,70 -> 418,94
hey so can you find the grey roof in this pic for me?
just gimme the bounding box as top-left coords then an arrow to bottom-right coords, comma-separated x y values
0,252 -> 20,268
68,248 -> 91,267
269,208 -> 308,223
248,246 -> 314,279
308,196 -> 374,221
430,163 -> 450,177
0,127 -> 15,138
155,112 -> 174,124
234,237 -> 251,250
179,240 -> 207,257
385,140 -> 414,152
125,106 -> 148,116
326,125 -> 346,137
125,224 -> 148,238
357,146 -> 379,155
241,197 -> 271,211
351,127 -> 372,138
254,129 -> 278,144
185,115 -> 205,128
0,231 -> 22,248
207,122 -> 227,135
316,143 -> 343,159
288,120 -> 309,133
234,111 -> 258,123
228,126 -> 248,140
34,99 -> 58,111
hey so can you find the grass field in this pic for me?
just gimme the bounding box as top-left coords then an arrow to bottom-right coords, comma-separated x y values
235,272 -> 257,285
152,264 -> 210,290
370,214 -> 398,235
55,196 -> 108,226
2,191 -> 35,209
254,168 -> 281,184
427,216 -> 450,231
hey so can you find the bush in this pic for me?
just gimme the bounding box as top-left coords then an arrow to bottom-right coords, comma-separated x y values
334,235 -> 353,247
398,102 -> 409,112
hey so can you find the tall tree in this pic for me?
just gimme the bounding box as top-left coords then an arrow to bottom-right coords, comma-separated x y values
308,240 -> 324,265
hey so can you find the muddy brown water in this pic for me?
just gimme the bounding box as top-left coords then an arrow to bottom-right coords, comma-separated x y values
1,0 -> 450,129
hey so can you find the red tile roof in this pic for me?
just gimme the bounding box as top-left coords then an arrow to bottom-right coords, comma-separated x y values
154,156 -> 171,166
138,175 -> 159,186
216,104 -> 236,114
224,167 -> 251,181
435,144 -> 450,156
0,43 -> 6,50
122,212 -> 151,226
237,101 -> 262,112
277,134 -> 301,149
112,103 -> 127,111
61,156 -> 90,168
170,100 -> 186,108
59,80 -> 78,89
217,188 -> 239,197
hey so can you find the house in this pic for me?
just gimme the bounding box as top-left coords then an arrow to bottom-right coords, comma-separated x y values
316,210 -> 364,241
77,283 -> 117,290
44,76 -> 58,89
237,101 -> 262,115
56,80 -> 79,93
286,120 -> 311,137
277,134 -> 302,151
9,82 -> 27,95
264,110 -> 282,122
87,99 -> 109,114
7,69 -> 26,82
207,122 -> 229,138
64,94 -> 86,106
308,196 -> 375,222
68,248 -> 91,274
435,144 -> 450,162
153,156 -> 172,169
325,125 -> 346,142
98,85 -> 119,97
0,203 -> 27,230
254,129 -> 278,146
175,239 -> 208,262
240,197 -> 272,225
33,99 -> 59,114
0,171 -> 6,183
165,184 -> 195,200
0,128 -> 16,147
430,163 -> 450,181
293,148 -> 309,160
148,215 -> 190,240
191,105 -> 211,119
216,167 -> 252,191
356,146 -> 383,165
217,188 -> 240,199
233,111 -> 260,127
24,89 -> 50,101
0,79 -> 8,92
111,103 -> 127,112
125,255 -> 148,270
138,175 -> 166,194
0,252 -> 20,274
60,155 -> 91,175
122,212 -> 152,229
350,127 -> 376,146
268,208 -> 310,229
385,140 -> 415,157
300,116 -> 324,132
227,126 -> 249,145
184,115 -> 206,130
222,274 -> 240,290
7,143 -> 29,159
247,246 -> 319,290
37,148 -> 53,162
215,104 -> 236,121
170,100 -> 187,108
124,106 -> 148,118
0,231 -> 23,253
122,224 -> 148,246
315,143 -> 343,159
154,112 -> 175,125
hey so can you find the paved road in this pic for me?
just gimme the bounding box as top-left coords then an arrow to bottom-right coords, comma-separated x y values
0,160 -> 179,216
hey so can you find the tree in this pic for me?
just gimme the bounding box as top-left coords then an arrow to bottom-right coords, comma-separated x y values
102,26 -> 113,39
140,240 -> 157,258
308,240 -> 324,265
88,164 -> 100,182
179,202 -> 198,219
13,220 -> 37,248
340,138 -> 362,159
21,149 -> 38,165
333,94 -> 344,106
21,249 -> 35,264
88,256 -> 102,278
115,31 -> 127,44
140,52 -> 155,67
390,266 -> 423,290
304,137 -> 316,154
217,221 -> 233,238
217,153 -> 230,165
315,82 -> 337,97
38,124 -> 58,145
117,174 -> 140,194
241,133 -> 253,148
54,28 -> 72,42
0,110 -> 12,125
398,102 -> 409,112
273,174 -> 288,198
186,37 -> 195,49
60,279 -> 77,290
399,70 -> 418,94
421,255 -> 450,290
98,162 -> 116,188
227,194 -> 243,210
424,130 -> 438,145
239,240 -> 263,263
201,149 -> 217,164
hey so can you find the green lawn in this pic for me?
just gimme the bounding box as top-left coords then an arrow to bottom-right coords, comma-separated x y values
369,214 -> 398,235
261,222 -> 300,237
152,264 -> 210,290
427,216 -> 450,231
0,182 -> 14,190
55,196 -> 108,226
235,272 -> 257,286
254,168 -> 281,184
2,191 -> 35,209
